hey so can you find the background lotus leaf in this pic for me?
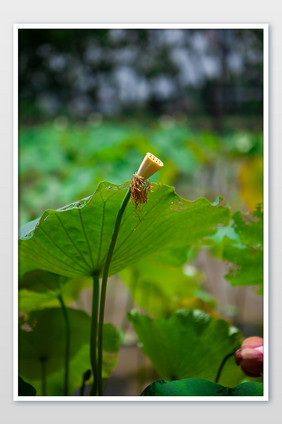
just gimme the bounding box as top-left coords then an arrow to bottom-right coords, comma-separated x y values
19,308 -> 120,395
129,309 -> 245,387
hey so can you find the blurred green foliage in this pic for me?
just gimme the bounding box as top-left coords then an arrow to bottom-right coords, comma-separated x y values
19,119 -> 263,226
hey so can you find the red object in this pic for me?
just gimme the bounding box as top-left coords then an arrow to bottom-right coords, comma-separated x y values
235,336 -> 263,377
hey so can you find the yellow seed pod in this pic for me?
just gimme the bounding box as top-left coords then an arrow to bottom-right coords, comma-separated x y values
130,153 -> 164,207
136,152 -> 164,180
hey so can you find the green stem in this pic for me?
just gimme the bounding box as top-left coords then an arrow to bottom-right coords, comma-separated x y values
80,369 -> 91,396
40,357 -> 47,396
80,381 -> 86,397
90,274 -> 100,396
215,351 -> 235,384
58,295 -> 71,396
97,188 -> 131,396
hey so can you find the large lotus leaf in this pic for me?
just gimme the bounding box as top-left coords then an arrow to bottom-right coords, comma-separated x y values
120,260 -> 203,316
19,270 -> 90,313
149,245 -> 192,267
129,310 -> 244,387
19,308 -> 91,380
19,181 -> 230,279
24,323 -> 120,396
223,205 -> 263,293
141,378 -> 263,396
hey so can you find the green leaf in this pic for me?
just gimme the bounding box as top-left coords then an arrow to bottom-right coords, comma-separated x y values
150,245 -> 191,267
233,205 -> 263,245
34,323 -> 120,396
223,205 -> 263,292
230,382 -> 263,396
141,378 -> 263,396
18,376 -> 37,396
19,182 -> 230,279
19,290 -> 60,313
19,308 -> 120,395
120,260 -> 202,316
20,270 -> 70,293
141,379 -> 228,396
19,308 -> 90,380
19,270 -> 90,313
129,310 -> 244,386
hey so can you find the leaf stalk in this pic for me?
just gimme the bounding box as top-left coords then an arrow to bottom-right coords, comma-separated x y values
97,188 -> 131,395
58,294 -> 71,396
215,351 -> 235,384
90,274 -> 100,395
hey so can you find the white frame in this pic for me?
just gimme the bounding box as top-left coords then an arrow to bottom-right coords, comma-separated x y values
13,23 -> 269,401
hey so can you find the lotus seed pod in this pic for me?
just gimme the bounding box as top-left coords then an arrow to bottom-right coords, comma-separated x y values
130,152 -> 164,206
136,152 -> 164,180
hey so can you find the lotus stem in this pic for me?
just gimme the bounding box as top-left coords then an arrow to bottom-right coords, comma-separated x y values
90,274 -> 100,396
96,152 -> 163,395
58,294 -> 71,396
215,351 -> 235,384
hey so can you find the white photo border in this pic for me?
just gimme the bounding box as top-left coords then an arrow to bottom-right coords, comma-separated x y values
13,23 -> 269,402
